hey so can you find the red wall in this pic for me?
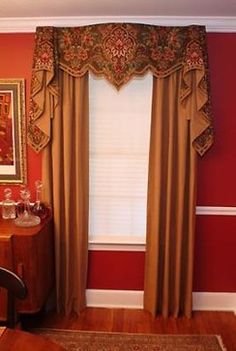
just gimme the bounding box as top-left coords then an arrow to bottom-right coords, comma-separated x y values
0,33 -> 41,201
194,215 -> 236,292
197,33 -> 236,206
0,32 -> 235,293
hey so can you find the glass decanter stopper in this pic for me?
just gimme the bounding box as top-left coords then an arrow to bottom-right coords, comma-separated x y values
32,180 -> 48,219
14,187 -> 41,227
2,188 -> 16,219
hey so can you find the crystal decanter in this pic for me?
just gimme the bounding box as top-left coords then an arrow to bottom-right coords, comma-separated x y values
14,187 -> 41,227
2,188 -> 16,219
32,180 -> 48,219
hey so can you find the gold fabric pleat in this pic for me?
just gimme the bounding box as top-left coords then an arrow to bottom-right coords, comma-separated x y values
42,71 -> 89,314
144,69 -> 198,318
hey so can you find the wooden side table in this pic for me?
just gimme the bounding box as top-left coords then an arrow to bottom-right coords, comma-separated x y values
0,216 -> 54,320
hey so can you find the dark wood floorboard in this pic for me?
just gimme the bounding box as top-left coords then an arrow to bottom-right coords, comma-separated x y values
22,308 -> 236,351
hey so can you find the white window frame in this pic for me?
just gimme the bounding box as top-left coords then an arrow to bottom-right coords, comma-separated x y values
88,73 -> 152,251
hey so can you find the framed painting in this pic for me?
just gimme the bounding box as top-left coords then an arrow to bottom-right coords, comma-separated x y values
0,79 -> 26,183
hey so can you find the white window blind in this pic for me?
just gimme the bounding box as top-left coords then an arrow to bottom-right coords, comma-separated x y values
89,73 -> 152,244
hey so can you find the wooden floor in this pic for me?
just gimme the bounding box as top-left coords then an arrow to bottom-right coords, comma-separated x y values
22,308 -> 236,351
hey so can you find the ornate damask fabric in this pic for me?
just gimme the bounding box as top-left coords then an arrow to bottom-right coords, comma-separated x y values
28,23 -> 214,155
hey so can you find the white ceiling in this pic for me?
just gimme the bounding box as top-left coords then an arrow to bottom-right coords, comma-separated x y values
1,0 -> 236,18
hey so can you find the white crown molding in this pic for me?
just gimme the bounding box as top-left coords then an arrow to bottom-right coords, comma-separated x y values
0,16 -> 236,33
86,289 -> 236,313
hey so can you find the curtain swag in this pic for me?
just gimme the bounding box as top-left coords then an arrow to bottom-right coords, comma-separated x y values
28,23 -> 214,155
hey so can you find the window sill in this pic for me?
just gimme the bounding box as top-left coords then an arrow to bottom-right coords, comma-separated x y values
88,241 -> 146,252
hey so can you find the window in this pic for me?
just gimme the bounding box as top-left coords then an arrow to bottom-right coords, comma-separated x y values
89,73 -> 152,246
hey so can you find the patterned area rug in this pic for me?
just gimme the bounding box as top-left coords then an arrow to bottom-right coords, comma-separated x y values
32,329 -> 227,351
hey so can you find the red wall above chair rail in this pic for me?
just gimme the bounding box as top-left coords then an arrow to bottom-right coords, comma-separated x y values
0,32 -> 235,292
0,33 -> 41,201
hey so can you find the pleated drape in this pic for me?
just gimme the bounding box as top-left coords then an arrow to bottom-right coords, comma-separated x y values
42,71 -> 89,314
144,70 -> 198,318
28,24 -> 213,318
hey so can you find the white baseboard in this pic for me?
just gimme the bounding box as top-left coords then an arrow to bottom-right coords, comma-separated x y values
86,289 -> 236,313
192,292 -> 236,313
86,289 -> 143,309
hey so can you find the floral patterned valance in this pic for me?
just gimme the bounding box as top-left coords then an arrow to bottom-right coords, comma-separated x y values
28,23 -> 213,155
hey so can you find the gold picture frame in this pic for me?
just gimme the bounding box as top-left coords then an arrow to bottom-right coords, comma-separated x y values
0,79 -> 26,183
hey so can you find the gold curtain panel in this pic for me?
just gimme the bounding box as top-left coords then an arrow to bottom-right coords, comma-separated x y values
28,23 -> 214,155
